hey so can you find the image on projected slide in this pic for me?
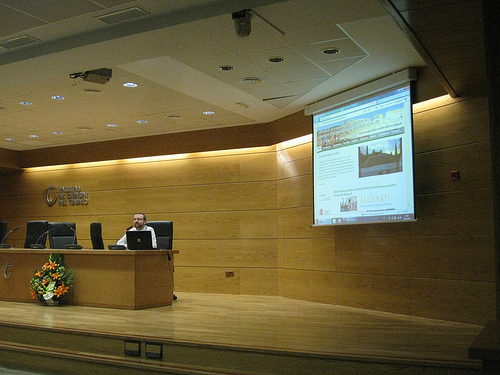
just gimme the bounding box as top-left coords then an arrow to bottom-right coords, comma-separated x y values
358,138 -> 402,178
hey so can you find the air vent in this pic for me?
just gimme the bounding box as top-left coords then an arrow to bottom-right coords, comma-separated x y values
95,7 -> 150,24
0,35 -> 40,50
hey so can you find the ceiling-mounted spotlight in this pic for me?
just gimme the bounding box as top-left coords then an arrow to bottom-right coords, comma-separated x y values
231,9 -> 285,39
232,9 -> 252,38
69,68 -> 112,84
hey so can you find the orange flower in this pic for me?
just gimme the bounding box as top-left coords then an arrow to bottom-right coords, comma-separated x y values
52,272 -> 60,279
42,262 -> 50,270
35,271 -> 42,277
30,290 -> 37,299
42,278 -> 49,285
48,261 -> 58,270
54,284 -> 69,297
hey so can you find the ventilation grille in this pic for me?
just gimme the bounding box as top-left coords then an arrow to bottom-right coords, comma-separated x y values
95,7 -> 150,24
0,35 -> 40,50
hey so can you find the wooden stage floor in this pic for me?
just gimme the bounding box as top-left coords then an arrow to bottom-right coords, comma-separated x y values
0,292 -> 484,374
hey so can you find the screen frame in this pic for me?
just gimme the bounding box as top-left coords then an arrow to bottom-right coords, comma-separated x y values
306,69 -> 417,227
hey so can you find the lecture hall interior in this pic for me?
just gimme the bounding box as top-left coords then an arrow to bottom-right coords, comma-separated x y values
0,0 -> 498,374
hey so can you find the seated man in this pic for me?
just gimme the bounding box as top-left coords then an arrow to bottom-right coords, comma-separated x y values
116,213 -> 157,249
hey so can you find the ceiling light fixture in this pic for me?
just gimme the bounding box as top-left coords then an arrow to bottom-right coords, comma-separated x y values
123,82 -> 138,87
203,110 -> 215,115
137,120 -> 148,124
77,127 -> 93,131
107,124 -> 118,127
268,57 -> 285,63
240,77 -> 263,85
322,47 -> 341,55
51,95 -> 65,100
53,131 -> 63,135
165,115 -> 183,120
236,102 -> 249,109
19,101 -> 32,106
29,134 -> 39,138
219,65 -> 234,71
6,137 -> 15,141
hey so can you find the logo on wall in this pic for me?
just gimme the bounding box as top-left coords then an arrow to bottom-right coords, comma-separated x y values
43,185 -> 89,207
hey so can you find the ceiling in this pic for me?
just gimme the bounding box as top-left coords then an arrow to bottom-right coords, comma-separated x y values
0,0 -> 482,152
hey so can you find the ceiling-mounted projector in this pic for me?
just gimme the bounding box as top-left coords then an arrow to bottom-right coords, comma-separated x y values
70,68 -> 112,84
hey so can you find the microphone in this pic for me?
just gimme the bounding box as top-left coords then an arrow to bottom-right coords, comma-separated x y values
63,223 -> 83,249
30,228 -> 56,249
0,227 -> 20,249
108,226 -> 132,250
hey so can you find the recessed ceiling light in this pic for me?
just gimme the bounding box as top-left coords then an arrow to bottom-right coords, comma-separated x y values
322,47 -> 341,55
218,65 -> 234,71
165,115 -> 183,120
107,123 -> 118,127
239,77 -> 263,85
19,101 -> 32,106
236,102 -> 249,109
51,95 -> 65,100
123,82 -> 138,87
77,126 -> 93,131
6,137 -> 15,141
203,110 -> 215,115
29,134 -> 38,138
53,131 -> 63,135
268,56 -> 284,63
137,120 -> 148,124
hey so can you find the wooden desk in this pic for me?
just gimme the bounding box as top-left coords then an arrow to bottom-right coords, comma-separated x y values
0,248 -> 178,309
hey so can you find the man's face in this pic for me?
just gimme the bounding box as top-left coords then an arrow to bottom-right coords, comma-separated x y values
133,214 -> 146,230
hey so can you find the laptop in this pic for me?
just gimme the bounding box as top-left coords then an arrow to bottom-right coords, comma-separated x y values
126,230 -> 154,250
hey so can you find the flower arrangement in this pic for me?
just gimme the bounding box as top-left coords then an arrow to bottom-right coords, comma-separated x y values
30,253 -> 74,305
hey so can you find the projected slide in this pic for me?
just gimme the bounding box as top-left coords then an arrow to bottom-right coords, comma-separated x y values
313,85 -> 415,225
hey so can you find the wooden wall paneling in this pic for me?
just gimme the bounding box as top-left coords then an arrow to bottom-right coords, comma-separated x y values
171,210 -> 277,240
398,0 -> 483,32
412,189 -> 493,236
173,239 -> 277,268
430,44 -> 485,67
239,267 -> 279,295
238,149 -> 277,182
416,23 -> 484,52
231,210 -> 278,239
278,174 -> 312,209
410,278 -> 495,324
281,156 -> 311,180
404,235 -> 495,281
277,141 -> 312,170
277,206 -> 332,239
312,270 -> 338,305
414,142 -> 491,195
278,238 -> 335,272
336,237 -> 408,277
283,269 -> 317,301
282,269 -> 337,304
174,267 -> 241,294
439,60 -> 487,83
337,274 -> 412,315
413,97 -> 489,154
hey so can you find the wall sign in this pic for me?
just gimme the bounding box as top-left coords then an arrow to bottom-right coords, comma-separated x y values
43,185 -> 89,207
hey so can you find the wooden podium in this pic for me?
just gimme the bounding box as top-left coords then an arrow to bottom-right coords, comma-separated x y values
0,248 -> 177,309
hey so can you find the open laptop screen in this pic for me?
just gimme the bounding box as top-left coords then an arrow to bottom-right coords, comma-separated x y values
126,230 -> 153,250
